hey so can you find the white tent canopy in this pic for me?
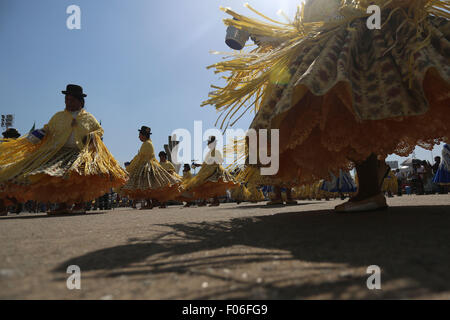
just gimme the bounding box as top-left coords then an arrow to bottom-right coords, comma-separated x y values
401,158 -> 414,166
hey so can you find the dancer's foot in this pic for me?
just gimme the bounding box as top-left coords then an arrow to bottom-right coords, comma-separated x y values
350,190 -> 381,203
351,154 -> 386,203
285,200 -> 298,205
198,201 -> 207,207
335,193 -> 387,213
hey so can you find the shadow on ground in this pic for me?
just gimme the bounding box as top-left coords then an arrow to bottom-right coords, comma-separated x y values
54,205 -> 450,299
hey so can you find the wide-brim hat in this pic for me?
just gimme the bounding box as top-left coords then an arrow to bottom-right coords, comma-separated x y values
138,126 -> 152,136
62,84 -> 87,98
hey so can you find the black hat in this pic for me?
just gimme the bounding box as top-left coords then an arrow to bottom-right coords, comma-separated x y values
2,128 -> 21,139
184,164 -> 191,170
62,84 -> 87,98
138,126 -> 152,136
207,136 -> 216,145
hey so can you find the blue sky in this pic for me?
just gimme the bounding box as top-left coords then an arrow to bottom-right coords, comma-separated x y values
0,0 -> 444,167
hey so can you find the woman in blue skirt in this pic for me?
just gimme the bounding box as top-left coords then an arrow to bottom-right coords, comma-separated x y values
433,144 -> 450,186
321,170 -> 357,199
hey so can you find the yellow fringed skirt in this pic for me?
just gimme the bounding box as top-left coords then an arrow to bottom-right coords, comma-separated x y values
121,159 -> 182,202
246,184 -> 265,202
0,146 -> 127,204
183,164 -> 237,199
230,184 -> 251,203
382,172 -> 398,194
242,166 -> 299,189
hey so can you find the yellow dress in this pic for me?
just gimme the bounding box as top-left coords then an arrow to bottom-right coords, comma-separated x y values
182,171 -> 193,181
121,140 -> 182,202
246,184 -> 265,203
160,160 -> 175,173
230,184 -> 251,203
204,0 -> 450,185
239,166 -> 265,202
0,137 -> 18,207
294,185 -> 306,200
0,109 -> 127,204
240,165 -> 299,191
304,185 -> 311,200
160,160 -> 182,180
382,171 -> 398,194
183,149 -> 237,199
314,180 -> 325,200
227,168 -> 250,203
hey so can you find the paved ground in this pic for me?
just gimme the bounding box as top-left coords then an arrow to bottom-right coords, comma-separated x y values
1,194 -> 449,300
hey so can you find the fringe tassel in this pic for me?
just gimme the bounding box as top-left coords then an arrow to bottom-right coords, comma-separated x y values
71,133 -> 128,180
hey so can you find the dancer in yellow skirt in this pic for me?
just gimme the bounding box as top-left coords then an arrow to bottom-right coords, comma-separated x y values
157,151 -> 181,208
178,164 -> 196,207
242,165 -> 298,206
230,183 -> 251,204
159,151 -> 180,177
204,0 -> 450,212
293,185 -> 307,201
0,84 -> 127,214
382,170 -> 398,197
239,166 -> 265,203
224,139 -> 292,205
121,126 -> 182,209
184,136 -> 237,207
230,168 -> 250,204
0,128 -> 22,215
182,164 -> 193,181
313,180 -> 332,201
246,183 -> 265,203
